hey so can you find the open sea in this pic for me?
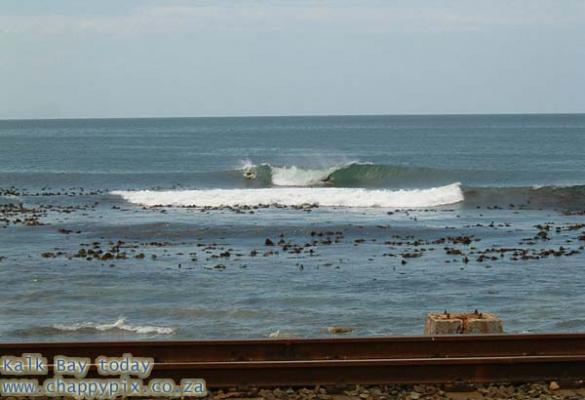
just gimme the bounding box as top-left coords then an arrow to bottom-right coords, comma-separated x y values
1,114 -> 585,341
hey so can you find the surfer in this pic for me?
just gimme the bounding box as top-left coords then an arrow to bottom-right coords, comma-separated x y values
243,166 -> 257,180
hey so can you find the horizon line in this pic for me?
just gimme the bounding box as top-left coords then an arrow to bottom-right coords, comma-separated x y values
1,111 -> 584,122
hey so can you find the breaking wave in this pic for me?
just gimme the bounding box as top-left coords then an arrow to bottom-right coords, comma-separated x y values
112,183 -> 464,208
240,161 -> 458,187
51,318 -> 176,335
111,160 -> 585,210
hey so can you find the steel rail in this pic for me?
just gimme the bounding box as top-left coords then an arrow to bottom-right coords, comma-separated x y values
2,334 -> 585,386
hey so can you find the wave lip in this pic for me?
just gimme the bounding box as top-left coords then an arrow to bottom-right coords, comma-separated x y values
51,318 -> 175,335
112,183 -> 464,208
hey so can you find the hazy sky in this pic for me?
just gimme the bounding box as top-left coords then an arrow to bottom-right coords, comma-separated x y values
1,0 -> 584,119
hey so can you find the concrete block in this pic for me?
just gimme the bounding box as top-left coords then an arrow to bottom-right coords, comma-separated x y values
424,313 -> 463,335
424,311 -> 504,335
464,312 -> 504,334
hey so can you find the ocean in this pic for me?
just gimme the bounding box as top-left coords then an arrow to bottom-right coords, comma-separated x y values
1,114 -> 584,341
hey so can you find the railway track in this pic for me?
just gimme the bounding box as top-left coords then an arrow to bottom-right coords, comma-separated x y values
1,334 -> 585,387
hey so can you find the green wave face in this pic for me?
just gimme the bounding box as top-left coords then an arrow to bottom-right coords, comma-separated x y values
241,162 -> 455,188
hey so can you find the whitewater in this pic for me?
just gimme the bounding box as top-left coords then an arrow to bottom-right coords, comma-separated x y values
112,183 -> 464,208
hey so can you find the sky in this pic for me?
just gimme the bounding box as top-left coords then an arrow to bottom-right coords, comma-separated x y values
1,0 -> 584,119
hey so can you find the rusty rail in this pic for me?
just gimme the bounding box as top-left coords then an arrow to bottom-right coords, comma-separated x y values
2,334 -> 585,386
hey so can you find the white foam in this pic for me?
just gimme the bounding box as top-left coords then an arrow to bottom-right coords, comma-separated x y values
270,165 -> 336,186
112,183 -> 464,208
52,318 -> 175,335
